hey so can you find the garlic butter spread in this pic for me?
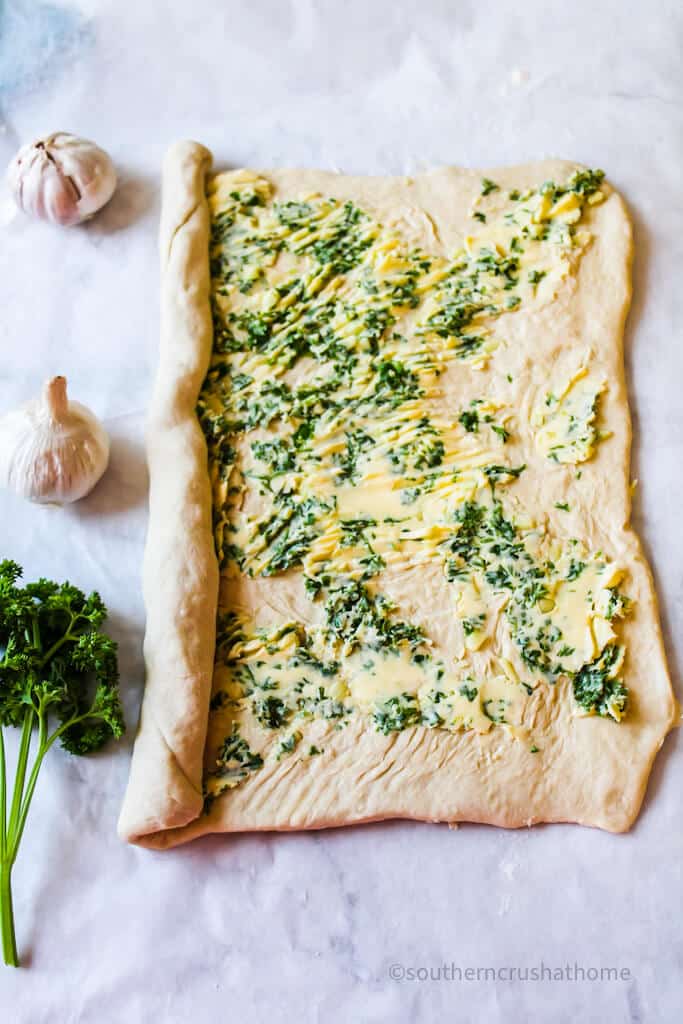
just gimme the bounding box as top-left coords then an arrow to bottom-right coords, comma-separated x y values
197,169 -> 630,807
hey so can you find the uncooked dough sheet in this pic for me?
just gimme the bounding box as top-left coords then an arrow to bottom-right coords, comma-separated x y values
118,142 -> 677,849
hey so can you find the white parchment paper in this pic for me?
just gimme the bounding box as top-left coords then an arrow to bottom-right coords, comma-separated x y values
0,1 -> 681,1020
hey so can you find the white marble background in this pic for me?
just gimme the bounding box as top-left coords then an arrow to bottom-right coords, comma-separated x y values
0,1 -> 681,1021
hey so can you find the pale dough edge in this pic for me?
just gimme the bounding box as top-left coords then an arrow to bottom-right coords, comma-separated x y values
117,141 -> 218,842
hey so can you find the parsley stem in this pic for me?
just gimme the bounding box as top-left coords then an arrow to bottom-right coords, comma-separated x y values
0,728 -> 14,966
6,711 -> 33,842
1,709 -> 76,965
0,728 -> 6,862
0,729 -> 5,856
38,619 -> 77,668
8,753 -> 46,865
9,729 -> 49,862
0,713 -> 51,966
0,862 -> 17,967
8,705 -> 99,867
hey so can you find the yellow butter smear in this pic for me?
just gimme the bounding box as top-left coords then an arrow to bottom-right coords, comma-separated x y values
532,364 -> 608,463
197,167 -> 630,805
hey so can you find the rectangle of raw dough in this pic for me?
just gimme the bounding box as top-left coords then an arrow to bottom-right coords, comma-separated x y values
118,142 -> 676,849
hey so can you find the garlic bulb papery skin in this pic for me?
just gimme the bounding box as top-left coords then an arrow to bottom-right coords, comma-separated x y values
0,377 -> 110,505
7,132 -> 117,226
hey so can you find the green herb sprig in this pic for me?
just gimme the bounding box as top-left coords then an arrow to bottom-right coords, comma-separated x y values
0,561 -> 124,967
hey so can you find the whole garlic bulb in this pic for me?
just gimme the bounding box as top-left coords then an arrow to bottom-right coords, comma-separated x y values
7,132 -> 117,226
0,377 -> 110,504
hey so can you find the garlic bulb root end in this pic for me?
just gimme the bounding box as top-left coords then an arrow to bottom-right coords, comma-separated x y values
7,132 -> 117,227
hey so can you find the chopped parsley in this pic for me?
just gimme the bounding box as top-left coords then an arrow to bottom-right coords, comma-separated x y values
276,731 -> 302,759
458,683 -> 478,702
573,645 -> 627,720
481,178 -> 500,196
459,408 -> 480,433
209,727 -> 263,788
373,694 -> 422,734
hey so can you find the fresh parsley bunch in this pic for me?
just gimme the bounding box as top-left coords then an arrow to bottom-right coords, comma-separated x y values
0,559 -> 124,967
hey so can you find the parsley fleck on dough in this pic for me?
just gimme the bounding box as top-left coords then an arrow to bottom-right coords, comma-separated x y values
118,144 -> 677,847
